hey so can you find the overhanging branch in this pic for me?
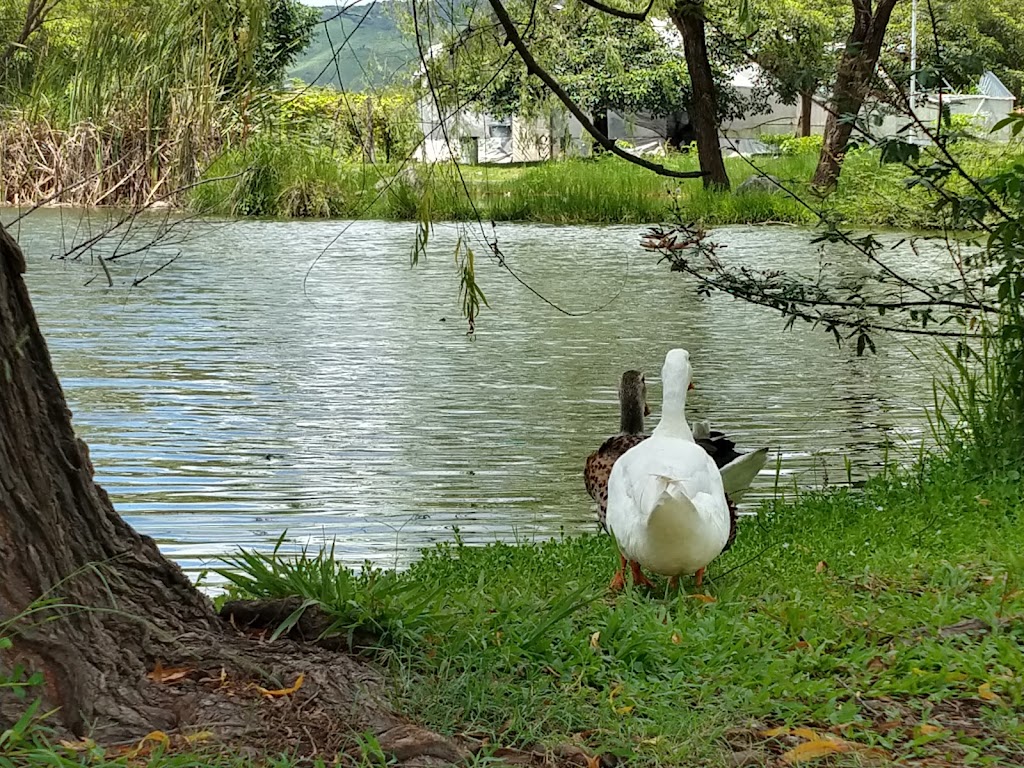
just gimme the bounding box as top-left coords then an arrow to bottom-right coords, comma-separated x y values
486,0 -> 705,180
577,0 -> 655,21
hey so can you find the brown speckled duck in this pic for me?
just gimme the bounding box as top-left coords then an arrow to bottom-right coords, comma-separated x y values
584,370 -> 649,530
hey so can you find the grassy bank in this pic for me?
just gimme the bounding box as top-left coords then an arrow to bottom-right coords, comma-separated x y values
214,455 -> 1024,767
187,138 -> 1024,229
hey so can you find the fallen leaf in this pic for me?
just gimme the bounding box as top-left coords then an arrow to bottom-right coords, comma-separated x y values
255,673 -> 305,698
875,720 -> 903,733
615,705 -> 634,715
978,682 -> 1002,702
184,730 -> 215,745
976,496 -> 991,506
867,657 -> 886,671
59,738 -> 96,751
788,640 -> 811,651
689,594 -> 717,604
494,631 -> 503,646
590,631 -> 601,649
671,632 -> 682,644
815,561 -> 828,574
608,683 -> 623,702
781,739 -> 849,763
126,731 -> 170,758
791,727 -> 820,741
148,660 -> 192,684
759,726 -> 790,738
916,724 -> 942,737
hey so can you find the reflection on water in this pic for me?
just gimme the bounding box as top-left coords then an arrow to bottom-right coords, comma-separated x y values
10,211 -> 945,577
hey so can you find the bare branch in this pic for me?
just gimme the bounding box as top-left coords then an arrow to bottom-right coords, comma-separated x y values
485,0 -> 705,180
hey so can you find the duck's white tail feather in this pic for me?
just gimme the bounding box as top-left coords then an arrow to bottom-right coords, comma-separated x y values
721,447 -> 769,500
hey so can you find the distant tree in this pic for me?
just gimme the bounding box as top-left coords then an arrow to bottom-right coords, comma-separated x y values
885,0 -> 1024,101
751,0 -> 846,137
669,0 -> 729,187
251,0 -> 320,88
812,0 -> 902,189
421,0 -> 762,183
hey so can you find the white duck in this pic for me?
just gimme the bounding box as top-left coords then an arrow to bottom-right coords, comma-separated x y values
606,349 -> 731,591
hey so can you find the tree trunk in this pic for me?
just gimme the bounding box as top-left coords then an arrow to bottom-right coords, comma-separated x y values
670,0 -> 729,190
799,90 -> 813,137
0,224 -> 217,740
593,106 -> 609,155
812,0 -> 901,189
0,224 -> 464,762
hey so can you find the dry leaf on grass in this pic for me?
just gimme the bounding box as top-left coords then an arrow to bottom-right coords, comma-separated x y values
689,594 -> 717,604
671,632 -> 682,644
59,738 -> 96,751
815,561 -> 828,574
781,739 -> 849,763
916,724 -> 943,736
120,730 -> 171,759
977,682 -> 1002,702
255,673 -> 305,698
590,631 -> 601,649
790,727 -> 820,741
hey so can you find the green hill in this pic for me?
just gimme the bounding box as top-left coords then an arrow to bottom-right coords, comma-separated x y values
288,4 -> 417,91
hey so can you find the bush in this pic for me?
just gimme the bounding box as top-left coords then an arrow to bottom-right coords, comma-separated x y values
779,134 -> 824,155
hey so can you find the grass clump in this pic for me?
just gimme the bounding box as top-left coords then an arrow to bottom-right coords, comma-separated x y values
226,458 -> 1024,767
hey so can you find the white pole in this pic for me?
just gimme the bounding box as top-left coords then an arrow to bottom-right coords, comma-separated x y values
910,0 -> 917,112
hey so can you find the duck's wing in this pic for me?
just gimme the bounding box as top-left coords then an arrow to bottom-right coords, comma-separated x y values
720,447 -> 769,499
584,433 -> 648,529
696,431 -> 743,468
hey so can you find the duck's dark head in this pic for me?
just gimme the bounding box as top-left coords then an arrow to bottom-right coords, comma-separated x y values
618,369 -> 649,433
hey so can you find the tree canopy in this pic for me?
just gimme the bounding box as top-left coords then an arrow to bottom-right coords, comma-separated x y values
421,0 -> 759,126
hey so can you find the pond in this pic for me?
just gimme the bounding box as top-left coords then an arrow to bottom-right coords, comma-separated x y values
10,210 -> 945,579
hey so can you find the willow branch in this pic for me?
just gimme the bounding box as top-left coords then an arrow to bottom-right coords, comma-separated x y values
486,0 -> 705,179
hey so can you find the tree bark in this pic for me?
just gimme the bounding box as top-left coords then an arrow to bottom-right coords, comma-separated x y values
0,223 -> 464,762
670,0 -> 729,190
799,90 -> 813,138
812,0 -> 901,189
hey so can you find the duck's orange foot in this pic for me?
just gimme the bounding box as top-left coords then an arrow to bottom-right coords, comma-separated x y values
695,567 -> 705,587
668,575 -> 679,590
630,560 -> 655,589
610,553 -> 627,592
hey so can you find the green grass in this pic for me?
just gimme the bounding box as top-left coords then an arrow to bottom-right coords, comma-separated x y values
188,139 -> 1024,229
221,456 -> 1024,767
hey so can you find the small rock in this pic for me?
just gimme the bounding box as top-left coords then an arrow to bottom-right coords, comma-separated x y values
736,175 -> 783,194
